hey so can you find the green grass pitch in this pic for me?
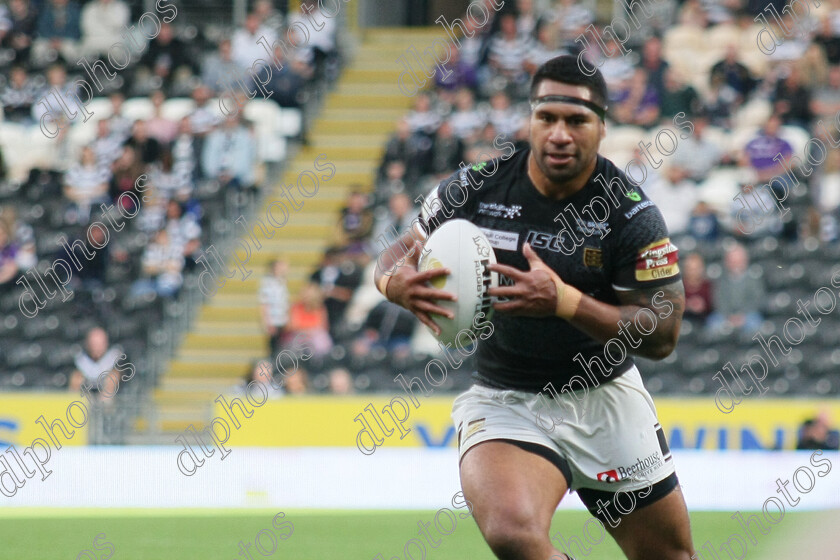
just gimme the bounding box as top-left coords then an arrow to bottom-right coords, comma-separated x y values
0,508 -> 825,559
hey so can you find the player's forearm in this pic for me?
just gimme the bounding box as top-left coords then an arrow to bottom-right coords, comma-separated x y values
567,284 -> 684,360
373,231 -> 423,293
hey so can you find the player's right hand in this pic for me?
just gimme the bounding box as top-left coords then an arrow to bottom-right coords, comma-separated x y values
384,265 -> 457,336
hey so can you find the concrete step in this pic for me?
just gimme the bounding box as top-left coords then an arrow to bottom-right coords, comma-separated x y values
182,332 -> 266,352
311,120 -> 395,135
325,93 -> 412,110
308,133 -> 389,148
194,321 -> 262,335
320,107 -> 404,121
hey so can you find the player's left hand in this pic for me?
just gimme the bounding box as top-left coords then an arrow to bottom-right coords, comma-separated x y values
488,243 -> 582,319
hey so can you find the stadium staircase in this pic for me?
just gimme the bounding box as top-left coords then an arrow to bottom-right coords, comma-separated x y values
133,28 -> 447,442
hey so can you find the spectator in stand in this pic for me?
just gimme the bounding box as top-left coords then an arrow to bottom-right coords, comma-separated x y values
406,92 -> 442,137
811,65 -> 840,121
448,87 -> 485,142
773,65 -> 813,130
379,117 -> 431,185
373,192 -> 415,245
335,191 -> 373,253
201,114 -> 257,191
171,117 -> 201,183
92,119 -> 123,168
73,220 -> 110,291
710,44 -> 756,100
485,13 -> 532,96
63,146 -> 111,224
430,121 -> 465,177
283,366 -> 309,395
552,0 -> 593,43
700,69 -> 740,130
1,66 -> 38,124
201,39 -> 242,95
681,253 -> 714,327
637,36 -> 670,101
798,44 -> 829,89
687,200 -> 721,241
286,283 -> 332,358
668,113 -> 725,183
352,300 -> 416,360
131,228 -> 184,298
327,367 -> 354,394
149,149 -> 192,203
815,16 -> 840,65
659,68 -> 699,120
310,246 -> 363,337
289,1 -> 337,81
163,200 -> 201,270
31,65 -> 85,125
146,90 -> 179,145
69,326 -> 123,394
640,164 -> 696,235
79,0 -> 129,58
730,182 -> 783,237
525,20 -> 568,75
188,84 -> 221,136
434,44 -> 479,94
127,120 -> 163,165
597,35 -> 636,89
137,23 -> 194,96
232,12 -> 275,70
34,0 -> 82,65
237,359 -> 284,399
259,258 -> 290,357
741,114 -> 795,200
105,92 -> 133,143
261,43 -> 308,108
253,0 -> 283,34
109,145 -> 145,214
708,243 -> 765,334
796,412 -> 840,450
611,68 -> 660,127
0,218 -> 22,295
2,0 -> 37,64
487,91 -> 524,139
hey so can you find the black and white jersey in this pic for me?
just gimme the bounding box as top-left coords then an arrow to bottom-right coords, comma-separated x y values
420,148 -> 681,392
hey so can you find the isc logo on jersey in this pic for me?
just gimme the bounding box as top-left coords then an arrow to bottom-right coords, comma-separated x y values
524,230 -> 571,253
635,238 -> 679,281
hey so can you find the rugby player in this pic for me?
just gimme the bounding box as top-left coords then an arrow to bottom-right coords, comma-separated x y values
373,55 -> 693,559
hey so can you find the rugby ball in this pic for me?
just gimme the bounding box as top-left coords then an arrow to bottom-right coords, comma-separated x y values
418,219 -> 498,346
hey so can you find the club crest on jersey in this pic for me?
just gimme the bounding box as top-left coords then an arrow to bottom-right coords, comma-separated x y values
478,202 -> 522,219
635,238 -> 679,281
583,247 -> 603,268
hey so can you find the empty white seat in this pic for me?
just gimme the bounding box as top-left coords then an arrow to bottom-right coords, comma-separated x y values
162,98 -> 197,122
122,97 -> 155,121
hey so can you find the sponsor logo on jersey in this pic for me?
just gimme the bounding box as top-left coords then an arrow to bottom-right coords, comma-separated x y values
626,190 -> 642,202
524,230 -> 572,253
471,162 -> 488,172
477,202 -> 522,219
583,247 -> 603,268
635,238 -> 679,281
597,452 -> 663,483
624,200 -> 654,219
480,228 -> 519,251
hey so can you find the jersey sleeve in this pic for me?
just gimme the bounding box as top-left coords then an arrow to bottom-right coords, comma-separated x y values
417,163 -> 488,237
610,201 -> 681,291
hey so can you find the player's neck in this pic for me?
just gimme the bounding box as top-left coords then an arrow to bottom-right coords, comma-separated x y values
526,153 -> 595,201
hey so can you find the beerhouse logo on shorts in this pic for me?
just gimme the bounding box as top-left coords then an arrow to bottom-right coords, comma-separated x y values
635,237 -> 679,281
596,451 -> 663,483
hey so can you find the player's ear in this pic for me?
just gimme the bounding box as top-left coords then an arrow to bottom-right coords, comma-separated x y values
599,119 -> 606,141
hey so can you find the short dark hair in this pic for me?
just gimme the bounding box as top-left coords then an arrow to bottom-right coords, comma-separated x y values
529,55 -> 609,110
